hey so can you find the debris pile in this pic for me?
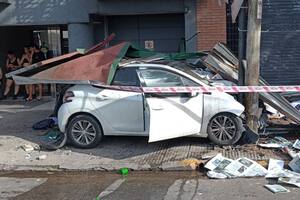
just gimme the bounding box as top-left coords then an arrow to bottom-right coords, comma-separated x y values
18,144 -> 48,161
201,43 -> 300,131
204,153 -> 268,179
203,151 -> 300,193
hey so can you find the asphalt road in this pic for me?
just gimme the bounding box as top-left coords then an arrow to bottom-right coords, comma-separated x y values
1,171 -> 300,200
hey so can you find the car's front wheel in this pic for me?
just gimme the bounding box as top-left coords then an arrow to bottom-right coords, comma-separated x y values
207,113 -> 244,146
67,114 -> 103,148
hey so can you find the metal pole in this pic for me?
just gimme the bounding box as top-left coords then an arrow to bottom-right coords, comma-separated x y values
238,1 -> 246,103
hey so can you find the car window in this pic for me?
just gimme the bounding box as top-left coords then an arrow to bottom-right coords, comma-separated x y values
112,67 -> 140,86
139,69 -> 198,87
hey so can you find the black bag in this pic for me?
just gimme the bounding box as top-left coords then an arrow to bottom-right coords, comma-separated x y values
32,119 -> 54,130
40,129 -> 67,150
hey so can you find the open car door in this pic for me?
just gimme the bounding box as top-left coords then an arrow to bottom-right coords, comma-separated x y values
138,68 -> 204,142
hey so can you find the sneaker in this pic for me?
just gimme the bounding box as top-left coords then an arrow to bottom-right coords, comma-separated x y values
13,95 -> 18,100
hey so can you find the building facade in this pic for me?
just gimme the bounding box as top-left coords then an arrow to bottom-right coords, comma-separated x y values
1,0 -> 299,85
0,0 -> 227,67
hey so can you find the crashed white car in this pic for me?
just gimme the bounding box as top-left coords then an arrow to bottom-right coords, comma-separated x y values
58,62 -> 245,148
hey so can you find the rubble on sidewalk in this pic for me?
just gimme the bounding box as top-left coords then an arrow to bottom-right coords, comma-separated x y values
37,155 -> 47,161
18,144 -> 40,152
20,144 -> 35,152
264,184 -> 290,193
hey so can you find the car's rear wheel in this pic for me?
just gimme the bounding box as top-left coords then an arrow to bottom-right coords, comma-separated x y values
67,114 -> 103,148
207,113 -> 243,146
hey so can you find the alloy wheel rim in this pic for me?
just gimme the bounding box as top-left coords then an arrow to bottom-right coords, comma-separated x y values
71,120 -> 96,145
210,116 -> 236,141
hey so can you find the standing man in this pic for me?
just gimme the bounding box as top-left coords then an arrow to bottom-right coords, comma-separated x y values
31,45 -> 46,100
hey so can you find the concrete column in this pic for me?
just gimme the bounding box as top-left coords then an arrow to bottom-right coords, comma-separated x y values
184,0 -> 197,52
68,23 -> 94,52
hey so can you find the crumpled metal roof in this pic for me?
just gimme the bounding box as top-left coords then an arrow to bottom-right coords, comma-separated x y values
204,43 -> 300,125
13,42 -> 128,85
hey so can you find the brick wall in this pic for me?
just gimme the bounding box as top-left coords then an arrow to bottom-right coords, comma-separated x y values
196,0 -> 227,51
260,0 -> 300,85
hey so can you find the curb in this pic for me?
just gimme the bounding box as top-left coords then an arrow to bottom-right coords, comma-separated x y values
0,162 -> 194,172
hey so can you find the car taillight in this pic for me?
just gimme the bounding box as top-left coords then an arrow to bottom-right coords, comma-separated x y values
63,91 -> 74,103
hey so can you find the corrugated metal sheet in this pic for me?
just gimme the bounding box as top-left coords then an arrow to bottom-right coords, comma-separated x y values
205,43 -> 300,125
13,42 -> 129,85
261,0 -> 300,85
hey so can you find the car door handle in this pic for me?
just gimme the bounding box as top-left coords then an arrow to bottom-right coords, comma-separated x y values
151,105 -> 164,110
96,95 -> 112,101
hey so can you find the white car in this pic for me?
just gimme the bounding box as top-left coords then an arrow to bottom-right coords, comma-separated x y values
58,62 -> 245,148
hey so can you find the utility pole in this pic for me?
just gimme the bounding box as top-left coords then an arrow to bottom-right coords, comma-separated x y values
245,0 -> 262,132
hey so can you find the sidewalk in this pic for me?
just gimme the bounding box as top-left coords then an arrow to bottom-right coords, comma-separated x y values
0,99 -> 286,172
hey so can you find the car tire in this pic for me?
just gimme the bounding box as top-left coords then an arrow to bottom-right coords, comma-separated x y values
207,113 -> 244,146
67,114 -> 103,149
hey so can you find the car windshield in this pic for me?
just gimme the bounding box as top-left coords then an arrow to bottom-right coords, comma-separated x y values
165,61 -> 211,85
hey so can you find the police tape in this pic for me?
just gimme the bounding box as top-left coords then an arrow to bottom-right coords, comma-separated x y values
93,84 -> 300,93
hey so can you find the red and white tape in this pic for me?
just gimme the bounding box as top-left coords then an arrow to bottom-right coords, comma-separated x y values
95,84 -> 300,93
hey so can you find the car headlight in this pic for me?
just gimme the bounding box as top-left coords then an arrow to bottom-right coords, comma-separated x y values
63,91 -> 74,103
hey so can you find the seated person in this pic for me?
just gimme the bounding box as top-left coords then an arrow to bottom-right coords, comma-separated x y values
1,51 -> 20,100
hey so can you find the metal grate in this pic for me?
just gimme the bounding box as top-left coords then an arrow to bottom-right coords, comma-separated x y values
226,0 -> 239,56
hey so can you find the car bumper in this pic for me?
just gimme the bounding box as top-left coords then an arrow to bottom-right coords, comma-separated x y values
57,103 -> 71,133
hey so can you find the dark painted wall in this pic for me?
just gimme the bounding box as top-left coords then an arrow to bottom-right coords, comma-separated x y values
108,14 -> 185,52
261,0 -> 300,85
0,27 -> 33,72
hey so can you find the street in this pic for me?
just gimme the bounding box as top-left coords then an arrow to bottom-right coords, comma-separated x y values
0,99 -> 282,171
1,0 -> 300,199
0,171 -> 300,200
1,97 -> 299,200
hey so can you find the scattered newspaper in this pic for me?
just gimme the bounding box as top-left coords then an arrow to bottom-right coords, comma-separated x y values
204,154 -> 267,178
223,157 -> 268,177
264,184 -> 290,193
266,169 -> 300,179
268,159 -> 284,171
258,137 -> 293,149
204,154 -> 233,171
207,171 -> 227,179
278,177 -> 300,188
289,155 -> 300,173
282,147 -> 299,159
258,143 -> 282,149
293,139 -> 300,150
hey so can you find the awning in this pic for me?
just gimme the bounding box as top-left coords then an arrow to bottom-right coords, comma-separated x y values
13,41 -> 207,85
13,42 -> 131,85
7,34 -> 116,79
